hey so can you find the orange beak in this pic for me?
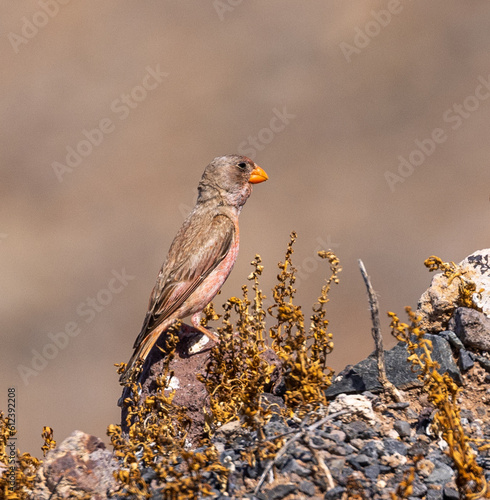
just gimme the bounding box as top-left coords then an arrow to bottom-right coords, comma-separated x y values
249,165 -> 269,184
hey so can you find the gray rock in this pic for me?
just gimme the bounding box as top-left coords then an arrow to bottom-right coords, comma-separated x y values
308,435 -> 328,449
426,489 -> 444,500
449,307 -> 490,351
324,486 -> 346,499
407,440 -> 430,458
323,429 -> 346,443
356,453 -> 374,467
298,480 -> 316,496
394,420 -> 412,438
410,477 -> 428,497
474,354 -> 490,372
265,483 -> 297,500
360,441 -> 381,459
325,334 -> 461,398
383,438 -> 408,456
443,486 -> 460,499
343,420 -> 375,441
364,464 -> 380,480
292,448 -> 314,463
460,408 -> 474,422
387,402 -> 410,410
476,405 -> 487,418
438,330 -> 465,350
281,458 -> 311,477
427,459 -> 454,484
458,349 -> 474,372
406,408 -> 418,420
327,458 -> 346,479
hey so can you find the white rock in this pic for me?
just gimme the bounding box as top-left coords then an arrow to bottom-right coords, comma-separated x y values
417,248 -> 490,332
328,394 -> 378,424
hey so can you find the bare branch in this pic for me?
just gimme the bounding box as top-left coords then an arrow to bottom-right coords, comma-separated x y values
358,259 -> 403,403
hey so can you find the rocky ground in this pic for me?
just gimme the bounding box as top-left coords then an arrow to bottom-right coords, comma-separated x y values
16,250 -> 490,499
29,307 -> 490,499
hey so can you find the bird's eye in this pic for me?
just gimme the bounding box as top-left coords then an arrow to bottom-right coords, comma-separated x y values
237,162 -> 247,169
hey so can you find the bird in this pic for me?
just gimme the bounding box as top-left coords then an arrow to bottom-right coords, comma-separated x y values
119,155 -> 268,384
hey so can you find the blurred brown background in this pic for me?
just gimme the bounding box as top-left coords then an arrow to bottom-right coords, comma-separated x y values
1,1 -> 489,452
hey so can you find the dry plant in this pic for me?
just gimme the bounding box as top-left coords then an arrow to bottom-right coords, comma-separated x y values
269,231 -> 339,415
197,255 -> 275,432
111,327 -> 229,499
425,255 -> 482,311
0,232 -> 341,499
111,232 -> 341,496
389,307 -> 488,499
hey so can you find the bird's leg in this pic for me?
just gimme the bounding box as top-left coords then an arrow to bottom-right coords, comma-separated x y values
191,312 -> 220,343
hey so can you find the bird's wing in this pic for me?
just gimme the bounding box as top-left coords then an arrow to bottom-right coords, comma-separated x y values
132,213 -> 235,350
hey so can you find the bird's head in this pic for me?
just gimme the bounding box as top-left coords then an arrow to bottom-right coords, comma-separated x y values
198,155 -> 268,207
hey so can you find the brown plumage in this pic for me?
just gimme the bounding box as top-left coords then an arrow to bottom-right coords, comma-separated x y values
120,155 -> 268,384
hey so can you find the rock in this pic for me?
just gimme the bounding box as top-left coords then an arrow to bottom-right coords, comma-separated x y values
343,420 -> 376,441
426,460 -> 454,485
416,459 -> 435,478
298,480 -> 316,496
458,349 -> 474,372
383,438 -> 408,456
394,420 -> 412,438
265,483 -> 297,500
360,440 -> 382,459
292,449 -> 314,463
328,458 -> 346,480
30,431 -> 119,500
324,486 -> 346,499
438,330 -> 465,350
328,394 -> 378,424
426,489 -> 444,500
325,334 -> 462,398
443,485 -> 460,499
411,477 -> 428,497
119,324 -> 283,445
476,405 -> 487,418
364,464 -> 380,480
406,408 -> 418,420
322,429 -> 346,443
348,453 -> 374,468
449,307 -> 490,352
387,402 -> 410,410
474,354 -> 490,372
281,458 -> 311,476
417,249 -> 490,333
380,451 -> 406,468
460,409 -> 474,423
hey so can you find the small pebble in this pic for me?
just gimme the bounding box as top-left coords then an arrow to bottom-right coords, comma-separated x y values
394,420 -> 412,438
298,480 -> 316,496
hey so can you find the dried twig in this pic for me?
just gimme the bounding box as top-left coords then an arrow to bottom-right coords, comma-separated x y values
358,259 -> 403,403
304,434 -> 335,491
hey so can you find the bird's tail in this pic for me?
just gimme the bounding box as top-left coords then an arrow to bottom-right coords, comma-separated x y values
119,330 -> 161,384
